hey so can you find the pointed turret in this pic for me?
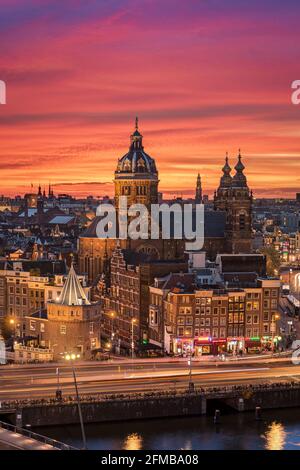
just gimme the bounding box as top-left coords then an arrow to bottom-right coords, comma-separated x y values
130,116 -> 143,150
37,184 -> 44,219
57,264 -> 90,306
219,152 -> 232,188
195,173 -> 203,203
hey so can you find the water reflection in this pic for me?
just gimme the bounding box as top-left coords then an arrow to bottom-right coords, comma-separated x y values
264,422 -> 287,450
123,432 -> 143,450
37,408 -> 300,450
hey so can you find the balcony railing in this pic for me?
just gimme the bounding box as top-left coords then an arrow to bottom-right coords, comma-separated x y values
0,419 -> 77,450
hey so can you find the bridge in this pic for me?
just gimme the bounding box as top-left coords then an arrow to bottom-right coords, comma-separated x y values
0,420 -> 76,450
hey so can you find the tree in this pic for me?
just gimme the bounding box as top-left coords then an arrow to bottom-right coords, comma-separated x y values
0,318 -> 14,341
260,246 -> 281,277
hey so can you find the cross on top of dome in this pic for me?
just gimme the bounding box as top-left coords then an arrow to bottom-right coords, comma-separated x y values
116,118 -> 157,176
131,116 -> 143,144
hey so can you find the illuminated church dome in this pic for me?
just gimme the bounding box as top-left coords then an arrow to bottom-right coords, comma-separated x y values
116,117 -> 157,175
114,118 -> 159,209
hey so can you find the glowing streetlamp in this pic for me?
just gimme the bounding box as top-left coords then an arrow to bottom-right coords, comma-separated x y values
109,311 -> 116,351
272,313 -> 280,351
185,330 -> 194,392
131,318 -> 137,359
9,318 -> 16,338
64,353 -> 87,449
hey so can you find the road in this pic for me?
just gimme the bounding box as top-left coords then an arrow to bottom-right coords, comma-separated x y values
0,356 -> 299,401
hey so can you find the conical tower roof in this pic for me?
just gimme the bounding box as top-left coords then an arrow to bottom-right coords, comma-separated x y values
57,264 -> 90,306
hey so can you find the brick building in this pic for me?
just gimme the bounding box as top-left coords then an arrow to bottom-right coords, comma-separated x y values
0,260 -> 90,336
23,265 -> 101,360
79,122 -> 253,284
149,271 -> 280,356
97,244 -> 188,354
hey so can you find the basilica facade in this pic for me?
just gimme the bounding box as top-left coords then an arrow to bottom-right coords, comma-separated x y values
78,121 -> 253,283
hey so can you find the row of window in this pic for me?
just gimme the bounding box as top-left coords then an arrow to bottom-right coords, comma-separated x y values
176,301 -> 277,316
177,316 -> 227,327
121,186 -> 148,196
177,327 -> 227,338
9,297 -> 44,308
245,300 -> 278,310
8,287 -> 45,298
246,290 -> 278,299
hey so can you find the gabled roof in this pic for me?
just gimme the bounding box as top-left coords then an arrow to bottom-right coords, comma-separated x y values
160,272 -> 195,293
57,264 -> 90,306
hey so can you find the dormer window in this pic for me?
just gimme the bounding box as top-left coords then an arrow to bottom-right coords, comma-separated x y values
124,159 -> 131,171
137,157 -> 145,172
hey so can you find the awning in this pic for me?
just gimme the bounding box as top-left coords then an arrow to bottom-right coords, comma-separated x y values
139,343 -> 162,351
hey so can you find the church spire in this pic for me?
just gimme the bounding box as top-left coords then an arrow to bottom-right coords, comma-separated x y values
219,152 -> 232,188
232,149 -> 247,187
195,173 -> 203,203
130,116 -> 143,149
57,265 -> 90,306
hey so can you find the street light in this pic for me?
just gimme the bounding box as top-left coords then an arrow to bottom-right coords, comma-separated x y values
110,311 -> 116,352
271,313 -> 280,351
9,318 -> 16,339
187,354 -> 194,392
64,353 -> 87,450
105,341 -> 112,358
131,318 -> 137,359
185,330 -> 194,392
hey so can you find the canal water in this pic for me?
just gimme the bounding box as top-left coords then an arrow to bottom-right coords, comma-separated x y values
37,408 -> 300,450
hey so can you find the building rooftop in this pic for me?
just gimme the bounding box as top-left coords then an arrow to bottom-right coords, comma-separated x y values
56,264 -> 90,306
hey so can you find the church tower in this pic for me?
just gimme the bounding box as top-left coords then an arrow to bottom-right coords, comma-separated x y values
79,119 -> 185,283
214,151 -> 252,253
114,118 -> 159,211
37,184 -> 44,224
195,173 -> 203,203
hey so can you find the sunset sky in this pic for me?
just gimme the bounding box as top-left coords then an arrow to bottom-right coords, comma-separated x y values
0,0 -> 299,198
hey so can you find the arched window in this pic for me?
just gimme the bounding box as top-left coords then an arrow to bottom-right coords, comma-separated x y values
124,159 -> 131,172
137,157 -> 145,172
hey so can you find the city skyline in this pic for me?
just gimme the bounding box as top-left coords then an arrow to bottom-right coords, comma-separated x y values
0,0 -> 300,198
